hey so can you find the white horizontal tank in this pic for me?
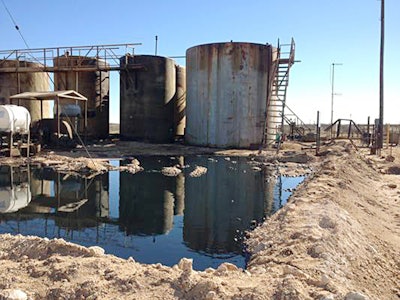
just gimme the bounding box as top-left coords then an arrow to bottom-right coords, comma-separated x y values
0,105 -> 31,134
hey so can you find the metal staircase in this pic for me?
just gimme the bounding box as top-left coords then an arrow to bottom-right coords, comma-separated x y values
264,38 -> 296,148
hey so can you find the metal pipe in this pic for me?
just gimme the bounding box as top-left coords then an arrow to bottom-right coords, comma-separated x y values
330,62 -> 342,137
56,96 -> 60,146
155,36 -> 158,55
316,111 -> 320,156
378,0 -> 385,149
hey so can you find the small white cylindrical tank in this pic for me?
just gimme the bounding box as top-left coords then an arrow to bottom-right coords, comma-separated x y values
0,105 -> 31,134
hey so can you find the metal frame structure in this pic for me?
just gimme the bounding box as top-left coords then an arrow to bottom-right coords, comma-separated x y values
0,43 -> 144,145
10,90 -> 88,145
0,43 -> 142,74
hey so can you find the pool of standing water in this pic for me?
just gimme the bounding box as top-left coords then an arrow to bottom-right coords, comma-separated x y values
0,156 -> 305,270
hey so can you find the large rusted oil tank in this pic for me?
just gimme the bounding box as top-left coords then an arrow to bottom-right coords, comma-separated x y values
120,55 -> 177,143
0,60 -> 51,122
53,56 -> 110,138
186,42 -> 276,148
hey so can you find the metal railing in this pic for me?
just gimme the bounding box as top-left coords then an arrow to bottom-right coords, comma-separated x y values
0,43 -> 142,73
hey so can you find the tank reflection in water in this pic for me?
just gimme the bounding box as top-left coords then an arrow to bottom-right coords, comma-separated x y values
0,157 -> 304,270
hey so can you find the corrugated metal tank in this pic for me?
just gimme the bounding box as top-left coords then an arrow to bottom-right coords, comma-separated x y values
186,42 -> 275,148
174,65 -> 186,137
120,55 -> 176,143
0,60 -> 51,122
53,56 -> 110,138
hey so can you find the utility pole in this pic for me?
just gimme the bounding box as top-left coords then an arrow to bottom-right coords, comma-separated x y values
330,62 -> 342,137
378,0 -> 385,149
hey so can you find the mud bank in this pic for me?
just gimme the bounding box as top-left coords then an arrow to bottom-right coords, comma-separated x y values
0,141 -> 399,299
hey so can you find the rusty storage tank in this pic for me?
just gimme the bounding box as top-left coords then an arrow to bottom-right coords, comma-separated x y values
120,55 -> 177,143
0,60 -> 51,122
174,65 -> 186,137
186,42 -> 276,148
53,56 -> 110,138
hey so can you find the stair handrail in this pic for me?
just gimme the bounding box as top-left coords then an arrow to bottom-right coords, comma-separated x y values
283,104 -> 313,132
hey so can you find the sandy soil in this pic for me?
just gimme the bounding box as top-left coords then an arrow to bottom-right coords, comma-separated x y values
0,141 -> 399,299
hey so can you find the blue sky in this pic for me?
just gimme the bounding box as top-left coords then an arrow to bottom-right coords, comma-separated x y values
1,0 -> 399,124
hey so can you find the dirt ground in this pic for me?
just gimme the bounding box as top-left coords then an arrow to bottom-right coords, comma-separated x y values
0,140 -> 399,299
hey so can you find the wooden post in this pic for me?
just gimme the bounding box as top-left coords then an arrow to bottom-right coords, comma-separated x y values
337,120 -> 341,138
386,124 -> 390,147
348,121 -> 352,139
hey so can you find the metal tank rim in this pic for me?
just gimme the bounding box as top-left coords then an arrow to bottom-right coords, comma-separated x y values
0,59 -> 46,67
120,54 -> 176,61
186,41 -> 272,52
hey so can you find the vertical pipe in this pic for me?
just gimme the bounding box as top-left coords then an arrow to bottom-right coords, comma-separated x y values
155,35 -> 158,55
44,49 -> 46,68
316,111 -> 320,156
85,100 -> 88,142
56,97 -> 60,146
367,116 -> 370,145
330,63 -> 342,138
378,0 -> 385,149
330,63 -> 335,139
9,132 -> 13,157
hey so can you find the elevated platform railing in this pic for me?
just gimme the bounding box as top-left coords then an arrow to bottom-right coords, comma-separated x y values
0,43 -> 142,73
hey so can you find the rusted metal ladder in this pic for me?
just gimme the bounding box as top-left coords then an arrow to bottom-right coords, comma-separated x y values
263,38 -> 296,149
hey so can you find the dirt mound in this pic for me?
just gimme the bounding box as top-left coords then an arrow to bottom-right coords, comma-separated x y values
247,146 -> 400,299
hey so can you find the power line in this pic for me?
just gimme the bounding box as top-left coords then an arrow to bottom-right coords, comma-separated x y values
1,0 -> 57,87
1,0 -> 30,49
